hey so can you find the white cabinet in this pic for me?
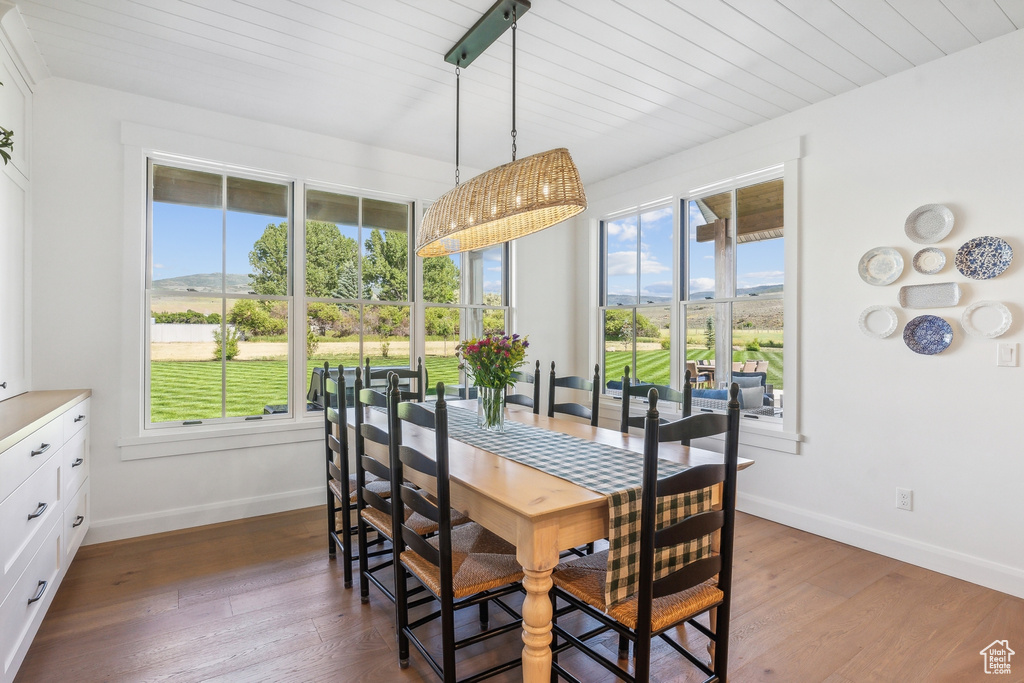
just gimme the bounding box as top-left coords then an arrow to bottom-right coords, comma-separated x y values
0,390 -> 90,683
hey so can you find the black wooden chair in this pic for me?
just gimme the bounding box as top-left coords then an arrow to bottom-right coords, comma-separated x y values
365,357 -> 427,402
619,366 -> 692,434
547,362 -> 600,427
391,378 -> 525,681
322,363 -> 368,588
550,384 -> 741,683
506,359 -> 541,414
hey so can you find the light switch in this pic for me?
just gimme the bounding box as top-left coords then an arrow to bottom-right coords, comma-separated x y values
997,342 -> 1018,367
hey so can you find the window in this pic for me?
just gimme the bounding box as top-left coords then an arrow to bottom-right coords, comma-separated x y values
599,203 -> 673,391
683,172 -> 784,416
145,157 -> 512,428
304,188 -> 413,404
599,168 -> 785,419
148,162 -> 291,425
423,244 -> 510,395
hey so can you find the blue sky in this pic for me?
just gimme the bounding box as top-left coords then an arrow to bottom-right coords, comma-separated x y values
605,202 -> 784,300
151,202 -> 281,281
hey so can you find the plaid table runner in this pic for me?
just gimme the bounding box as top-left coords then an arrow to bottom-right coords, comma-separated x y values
442,405 -> 712,606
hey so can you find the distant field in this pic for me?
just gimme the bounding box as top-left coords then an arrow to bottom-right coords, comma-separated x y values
604,348 -> 783,389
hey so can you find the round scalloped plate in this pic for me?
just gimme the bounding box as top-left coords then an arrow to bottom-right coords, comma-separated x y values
960,301 -> 1012,338
858,305 -> 898,339
912,247 -> 946,274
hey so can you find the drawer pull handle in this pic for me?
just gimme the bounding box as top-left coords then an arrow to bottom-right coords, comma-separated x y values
28,502 -> 48,520
31,443 -> 51,457
28,580 -> 48,605
73,515 -> 85,528
74,414 -> 86,423
72,457 -> 84,467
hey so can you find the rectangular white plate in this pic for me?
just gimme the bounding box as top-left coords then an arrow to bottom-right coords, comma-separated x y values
897,282 -> 962,308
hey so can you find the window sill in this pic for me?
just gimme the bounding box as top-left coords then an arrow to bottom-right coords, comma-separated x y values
599,395 -> 802,454
119,417 -> 323,461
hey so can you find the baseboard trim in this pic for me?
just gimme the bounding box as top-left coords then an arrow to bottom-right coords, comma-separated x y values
84,486 -> 325,544
738,492 -> 1024,600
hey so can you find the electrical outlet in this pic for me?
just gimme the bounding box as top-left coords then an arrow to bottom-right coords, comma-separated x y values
896,488 -> 913,511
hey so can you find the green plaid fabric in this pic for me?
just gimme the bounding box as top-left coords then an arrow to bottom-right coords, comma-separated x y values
442,405 -> 712,605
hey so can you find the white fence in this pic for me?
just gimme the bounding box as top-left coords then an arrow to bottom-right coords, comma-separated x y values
150,323 -> 229,343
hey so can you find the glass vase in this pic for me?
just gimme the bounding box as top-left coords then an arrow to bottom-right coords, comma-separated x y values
476,385 -> 505,432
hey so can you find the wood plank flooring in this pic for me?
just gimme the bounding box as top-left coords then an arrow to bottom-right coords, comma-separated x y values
14,508 -> 1022,682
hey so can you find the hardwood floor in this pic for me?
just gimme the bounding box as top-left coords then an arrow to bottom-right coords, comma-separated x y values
15,508 -> 1022,682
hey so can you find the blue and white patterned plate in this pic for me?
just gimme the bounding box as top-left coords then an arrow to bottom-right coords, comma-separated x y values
955,236 -> 1013,279
903,315 -> 953,355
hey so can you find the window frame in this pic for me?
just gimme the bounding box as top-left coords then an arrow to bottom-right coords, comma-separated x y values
145,155 -> 295,429
595,161 -> 798,441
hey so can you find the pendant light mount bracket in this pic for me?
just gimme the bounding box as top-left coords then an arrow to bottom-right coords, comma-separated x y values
444,0 -> 530,68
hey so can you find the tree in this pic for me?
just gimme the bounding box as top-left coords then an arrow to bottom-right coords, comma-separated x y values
704,317 -> 715,350
248,220 -> 357,298
362,229 -> 408,301
423,256 -> 460,304
365,306 -> 408,358
229,299 -> 273,336
308,302 -> 342,336
425,307 -> 459,353
213,327 -> 239,360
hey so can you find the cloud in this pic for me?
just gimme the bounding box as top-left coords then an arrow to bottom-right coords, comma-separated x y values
607,250 -> 670,277
153,263 -> 164,269
642,207 -> 672,223
607,220 -> 637,243
607,251 -> 637,276
640,281 -> 673,295
744,270 -> 784,279
689,277 -> 715,292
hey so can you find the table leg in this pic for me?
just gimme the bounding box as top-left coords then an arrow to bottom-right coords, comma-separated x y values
521,567 -> 554,681
517,523 -> 559,683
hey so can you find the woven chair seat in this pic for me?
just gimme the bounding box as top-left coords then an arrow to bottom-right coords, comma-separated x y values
401,522 -> 523,599
328,474 -> 391,504
552,550 -> 723,633
361,505 -> 469,539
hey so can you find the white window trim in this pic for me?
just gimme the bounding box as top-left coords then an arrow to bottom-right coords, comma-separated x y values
589,148 -> 803,453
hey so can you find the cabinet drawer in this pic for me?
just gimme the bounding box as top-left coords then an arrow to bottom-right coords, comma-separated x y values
64,478 -> 89,562
0,454 -> 60,605
62,428 -> 88,503
0,418 -> 62,505
62,399 -> 90,441
0,518 -> 62,683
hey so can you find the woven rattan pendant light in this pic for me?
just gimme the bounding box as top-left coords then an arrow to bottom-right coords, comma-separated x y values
417,0 -> 587,257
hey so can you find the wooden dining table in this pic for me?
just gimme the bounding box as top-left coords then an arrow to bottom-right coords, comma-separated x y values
349,399 -> 753,683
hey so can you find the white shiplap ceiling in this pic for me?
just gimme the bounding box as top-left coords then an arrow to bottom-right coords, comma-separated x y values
13,0 -> 1024,183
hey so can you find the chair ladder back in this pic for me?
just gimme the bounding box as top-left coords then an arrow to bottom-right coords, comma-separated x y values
654,507 -> 725,548
548,362 -> 600,426
353,368 -> 392,518
652,554 -> 724,601
391,381 -> 455,586
323,363 -> 352,578
657,411 -> 729,444
506,359 -> 541,414
366,358 -> 427,402
634,385 -> 741,679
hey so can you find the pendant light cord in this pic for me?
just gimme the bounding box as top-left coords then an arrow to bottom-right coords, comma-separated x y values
455,63 -> 461,186
511,6 -> 517,162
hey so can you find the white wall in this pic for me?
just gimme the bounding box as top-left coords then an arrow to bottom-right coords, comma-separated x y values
583,30 -> 1024,597
27,78 -> 580,543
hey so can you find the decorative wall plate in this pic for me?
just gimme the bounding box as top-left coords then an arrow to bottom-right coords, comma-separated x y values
905,204 -> 954,243
903,315 -> 953,355
960,301 -> 1012,338
955,236 -> 1013,279
912,247 -> 946,274
858,305 -> 898,339
858,247 -> 904,286
897,282 -> 962,308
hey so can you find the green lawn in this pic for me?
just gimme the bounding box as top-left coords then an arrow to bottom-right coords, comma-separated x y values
604,348 -> 783,390
151,348 -> 782,423
151,356 -> 463,423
